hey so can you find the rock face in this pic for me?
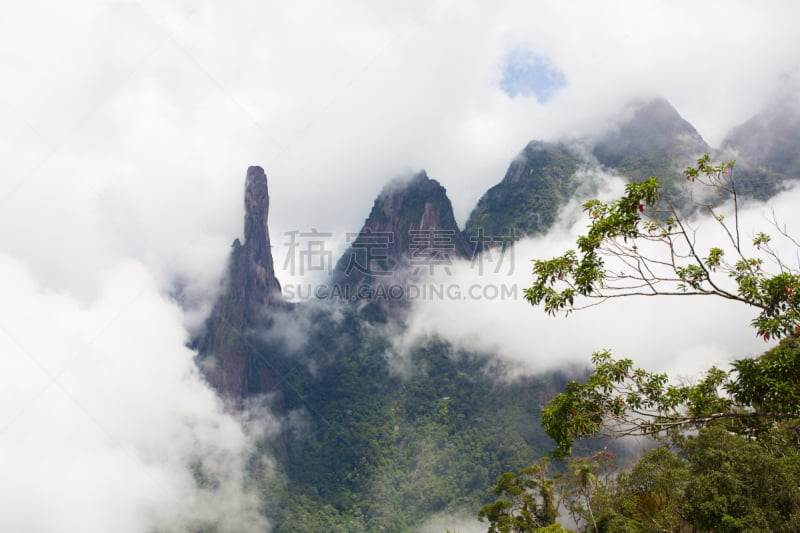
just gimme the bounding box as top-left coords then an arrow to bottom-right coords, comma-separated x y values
332,170 -> 470,303
240,166 -> 283,312
197,166 -> 283,400
464,141 -> 582,242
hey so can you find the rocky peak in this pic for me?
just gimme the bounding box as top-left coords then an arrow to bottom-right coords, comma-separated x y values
244,166 -> 271,248
196,166 -> 283,400
332,170 -> 470,302
239,165 -> 282,311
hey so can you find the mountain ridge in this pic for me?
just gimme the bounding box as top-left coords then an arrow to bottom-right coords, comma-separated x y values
190,90 -> 800,531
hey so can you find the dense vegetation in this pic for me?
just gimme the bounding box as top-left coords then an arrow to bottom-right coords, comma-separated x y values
477,156 -> 800,532
464,141 -> 581,241
480,338 -> 800,532
221,306 -> 568,532
198,95 -> 800,530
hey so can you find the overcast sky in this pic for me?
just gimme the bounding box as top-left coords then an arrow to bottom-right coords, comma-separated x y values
1,1 -> 800,531
2,0 -> 800,301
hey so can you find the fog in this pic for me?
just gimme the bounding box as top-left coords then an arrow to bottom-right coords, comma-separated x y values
0,257 -> 274,531
401,174 -> 800,378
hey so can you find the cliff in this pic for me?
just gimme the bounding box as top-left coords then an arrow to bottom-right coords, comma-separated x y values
196,166 -> 284,400
331,170 -> 470,304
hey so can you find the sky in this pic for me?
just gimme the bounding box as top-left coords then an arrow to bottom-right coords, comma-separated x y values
1,1 -> 800,531
500,48 -> 566,102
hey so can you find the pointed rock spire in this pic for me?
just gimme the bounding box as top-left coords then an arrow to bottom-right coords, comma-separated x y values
240,165 -> 281,310
196,166 -> 283,400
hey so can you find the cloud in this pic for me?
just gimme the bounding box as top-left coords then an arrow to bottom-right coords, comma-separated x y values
0,257 -> 273,532
418,511 -> 485,533
3,1 -> 800,305
400,174 -> 800,378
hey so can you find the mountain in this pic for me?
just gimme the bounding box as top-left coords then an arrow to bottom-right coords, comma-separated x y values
724,74 -> 800,178
331,170 -> 470,304
190,89 -> 800,532
721,74 -> 800,199
593,97 -> 710,180
192,165 -> 565,532
196,166 -> 284,401
463,98 -> 714,242
464,140 -> 583,241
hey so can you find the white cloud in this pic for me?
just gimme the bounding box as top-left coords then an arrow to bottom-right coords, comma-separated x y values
0,257 -> 272,532
419,511 -> 485,533
401,176 -> 800,377
3,1 -> 799,302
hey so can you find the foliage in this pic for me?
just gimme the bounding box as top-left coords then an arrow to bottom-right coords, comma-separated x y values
610,446 -> 689,531
558,452 -> 617,532
488,154 -> 800,531
679,425 -> 800,532
522,156 -> 800,457
525,155 -> 800,341
246,307 -> 563,533
540,335 -> 800,459
478,459 -> 558,532
478,427 -> 800,532
465,141 -> 581,241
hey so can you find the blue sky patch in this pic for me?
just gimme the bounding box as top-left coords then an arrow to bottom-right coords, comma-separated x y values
500,49 -> 566,102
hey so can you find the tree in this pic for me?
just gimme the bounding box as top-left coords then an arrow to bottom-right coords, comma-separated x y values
525,155 -> 800,340
557,451 -> 616,532
556,431 -> 800,532
478,460 -> 558,532
540,337 -> 800,459
679,425 -> 800,531
611,446 -> 689,531
475,157 -> 800,532
524,156 -> 800,457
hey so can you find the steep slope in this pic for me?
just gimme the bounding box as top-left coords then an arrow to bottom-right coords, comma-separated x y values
331,170 -> 470,303
464,140 -> 583,242
593,97 -> 710,180
722,74 -> 800,199
188,170 -> 563,532
464,98 -> 712,243
196,166 -> 284,400
267,326 -> 567,533
724,74 -> 800,177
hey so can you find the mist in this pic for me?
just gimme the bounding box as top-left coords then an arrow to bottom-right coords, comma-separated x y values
0,257 -> 274,532
401,174 -> 800,379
